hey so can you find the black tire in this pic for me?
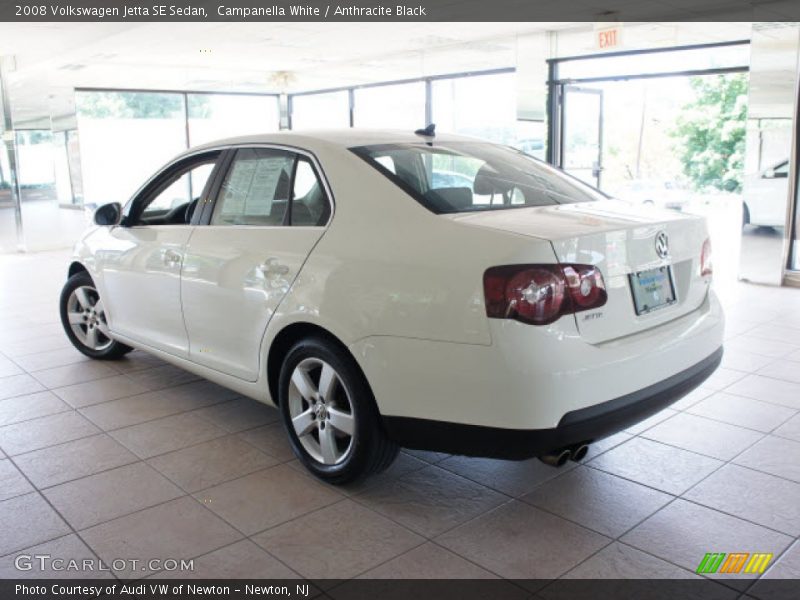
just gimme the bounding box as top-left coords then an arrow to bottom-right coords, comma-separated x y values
742,202 -> 750,228
59,271 -> 133,360
278,336 -> 398,484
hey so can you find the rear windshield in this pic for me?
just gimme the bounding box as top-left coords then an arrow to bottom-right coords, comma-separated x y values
350,142 -> 603,214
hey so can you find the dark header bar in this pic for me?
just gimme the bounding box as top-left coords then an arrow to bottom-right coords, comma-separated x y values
3,0 -> 800,22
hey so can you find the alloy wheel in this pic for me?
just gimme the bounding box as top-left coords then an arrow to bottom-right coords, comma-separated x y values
65,285 -> 113,351
287,357 -> 355,465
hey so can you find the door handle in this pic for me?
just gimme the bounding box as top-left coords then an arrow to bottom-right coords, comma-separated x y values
258,257 -> 289,276
162,249 -> 182,266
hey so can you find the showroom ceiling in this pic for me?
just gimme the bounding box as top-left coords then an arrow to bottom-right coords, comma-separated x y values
0,21 -> 751,126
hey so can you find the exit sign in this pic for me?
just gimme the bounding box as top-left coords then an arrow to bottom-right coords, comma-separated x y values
596,26 -> 622,50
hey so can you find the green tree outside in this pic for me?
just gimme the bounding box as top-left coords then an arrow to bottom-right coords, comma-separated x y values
671,73 -> 748,193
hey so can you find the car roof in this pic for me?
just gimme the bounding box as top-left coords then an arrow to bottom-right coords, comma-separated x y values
190,128 -> 483,154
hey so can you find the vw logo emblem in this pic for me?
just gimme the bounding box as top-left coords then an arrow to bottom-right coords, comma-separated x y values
655,231 -> 670,259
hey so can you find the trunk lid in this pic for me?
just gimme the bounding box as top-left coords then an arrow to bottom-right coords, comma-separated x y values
447,199 -> 711,344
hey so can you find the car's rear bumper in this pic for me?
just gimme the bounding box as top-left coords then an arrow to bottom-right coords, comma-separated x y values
383,346 -> 722,459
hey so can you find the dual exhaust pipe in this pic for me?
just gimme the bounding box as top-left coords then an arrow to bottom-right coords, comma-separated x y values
539,443 -> 589,467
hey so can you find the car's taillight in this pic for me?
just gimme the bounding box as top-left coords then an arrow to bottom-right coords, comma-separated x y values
483,264 -> 607,326
700,238 -> 713,279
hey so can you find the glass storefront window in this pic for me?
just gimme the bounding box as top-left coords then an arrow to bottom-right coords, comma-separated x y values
432,73 -> 520,146
76,91 -> 187,207
187,94 -> 279,146
353,82 -> 425,130
291,91 -> 350,129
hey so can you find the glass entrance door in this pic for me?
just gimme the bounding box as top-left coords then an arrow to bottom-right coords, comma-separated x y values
561,86 -> 603,188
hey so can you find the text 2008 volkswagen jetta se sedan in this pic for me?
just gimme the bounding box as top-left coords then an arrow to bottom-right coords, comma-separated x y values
60,129 -> 724,483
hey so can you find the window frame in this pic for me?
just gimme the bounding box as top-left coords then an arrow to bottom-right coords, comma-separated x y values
198,144 -> 334,229
123,149 -> 224,227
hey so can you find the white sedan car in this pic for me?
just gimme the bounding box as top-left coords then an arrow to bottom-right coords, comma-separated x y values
60,130 -> 724,483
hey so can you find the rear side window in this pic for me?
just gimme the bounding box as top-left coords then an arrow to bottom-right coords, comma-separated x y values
211,148 -> 294,226
290,158 -> 331,226
351,142 -> 603,214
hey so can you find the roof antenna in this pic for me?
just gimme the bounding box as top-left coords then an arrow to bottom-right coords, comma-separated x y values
414,123 -> 436,141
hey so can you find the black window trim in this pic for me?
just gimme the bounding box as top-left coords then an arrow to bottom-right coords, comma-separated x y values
200,143 -> 335,229
123,149 -> 225,227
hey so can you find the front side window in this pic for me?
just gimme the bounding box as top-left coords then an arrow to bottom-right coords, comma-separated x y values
352,142 -> 603,214
212,148 -> 294,226
132,153 -> 219,226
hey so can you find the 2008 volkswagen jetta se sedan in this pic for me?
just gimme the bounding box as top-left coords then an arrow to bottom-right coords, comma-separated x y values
59,129 -> 724,484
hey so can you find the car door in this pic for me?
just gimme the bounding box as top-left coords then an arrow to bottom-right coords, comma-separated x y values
97,150 -> 223,358
181,146 -> 332,380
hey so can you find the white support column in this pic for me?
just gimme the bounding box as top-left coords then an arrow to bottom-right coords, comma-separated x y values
0,55 -> 25,251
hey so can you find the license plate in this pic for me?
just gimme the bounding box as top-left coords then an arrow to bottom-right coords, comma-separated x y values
629,266 -> 676,315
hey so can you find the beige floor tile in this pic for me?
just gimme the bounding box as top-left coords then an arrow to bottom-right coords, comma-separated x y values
733,435 -> 800,483
642,412 -> 763,460
757,359 -> 800,385
724,336 -> 797,359
588,437 -> 723,495
624,408 -> 678,435
355,466 -> 507,537
14,433 -> 138,488
0,492 -> 71,555
0,373 -> 46,401
358,542 -> 499,579
0,391 -> 70,426
621,500 -> 793,586
194,464 -> 342,534
32,362 -> 119,389
0,533 -> 112,580
124,365 -> 201,391
80,496 -> 242,579
80,390 -> 200,431
746,324 -> 800,346
109,412 -> 227,459
0,355 -> 22,378
0,411 -> 99,456
237,422 -> 295,461
402,449 -> 451,464
437,455 -> 576,498
53,375 -> 150,409
774,413 -> 800,442
684,464 -> 800,536
670,386 -> 715,411
336,452 -> 428,496
437,500 -> 609,580
687,392 -> 797,432
701,367 -> 746,391
148,435 -> 278,492
582,431 -> 633,460
560,541 -> 699,579
725,375 -> 800,409
0,457 -> 34,501
153,539 -> 300,579
43,462 -> 184,530
523,466 -> 672,538
193,396 -> 280,433
3,340 -> 83,364
721,348 -> 776,373
110,351 -> 169,373
254,499 -> 423,579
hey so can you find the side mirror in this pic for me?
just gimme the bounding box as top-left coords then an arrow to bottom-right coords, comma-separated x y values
763,169 -> 776,179
94,202 -> 122,226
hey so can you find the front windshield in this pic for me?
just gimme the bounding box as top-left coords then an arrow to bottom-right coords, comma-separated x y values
351,141 -> 604,214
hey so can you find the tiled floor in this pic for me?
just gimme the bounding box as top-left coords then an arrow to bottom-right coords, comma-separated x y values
1,250 -> 799,595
